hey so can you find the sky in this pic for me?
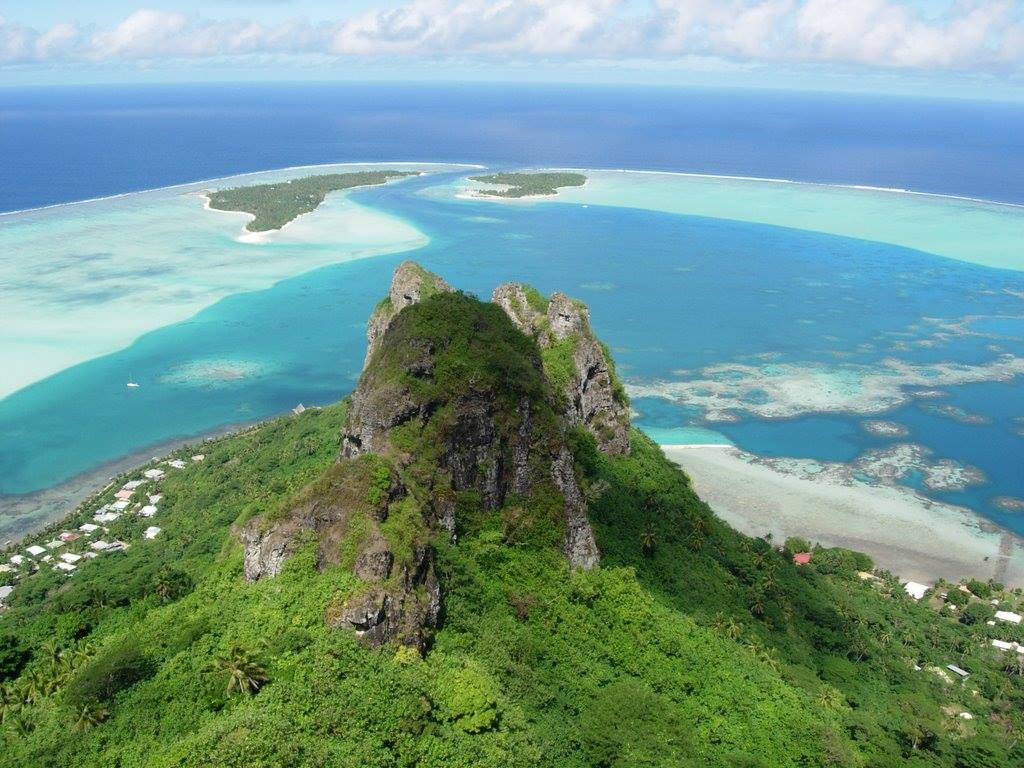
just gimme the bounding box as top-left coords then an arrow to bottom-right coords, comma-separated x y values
2,1 -> 1024,98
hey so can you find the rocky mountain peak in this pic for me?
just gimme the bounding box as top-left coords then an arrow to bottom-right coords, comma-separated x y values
363,260 -> 452,368
491,283 -> 631,455
241,262 -> 602,651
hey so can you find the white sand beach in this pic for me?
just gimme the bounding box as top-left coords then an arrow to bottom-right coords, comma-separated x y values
662,444 -> 1024,587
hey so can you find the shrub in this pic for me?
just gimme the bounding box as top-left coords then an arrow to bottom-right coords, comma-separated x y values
578,680 -> 696,767
66,641 -> 154,706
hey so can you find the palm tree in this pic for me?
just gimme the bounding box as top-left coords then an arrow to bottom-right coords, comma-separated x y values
213,646 -> 269,697
748,589 -> 767,618
0,687 -> 19,725
72,701 -> 109,731
639,526 -> 657,556
724,617 -> 743,640
38,639 -> 64,666
5,712 -> 34,738
817,687 -> 844,711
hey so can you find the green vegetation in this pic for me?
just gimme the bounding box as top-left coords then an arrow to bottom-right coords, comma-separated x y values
468,172 -> 586,198
206,171 -> 419,232
2,289 -> 1024,767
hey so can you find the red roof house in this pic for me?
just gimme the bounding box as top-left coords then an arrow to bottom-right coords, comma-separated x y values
793,552 -> 812,566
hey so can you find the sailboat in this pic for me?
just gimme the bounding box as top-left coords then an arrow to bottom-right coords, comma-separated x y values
126,374 -> 140,388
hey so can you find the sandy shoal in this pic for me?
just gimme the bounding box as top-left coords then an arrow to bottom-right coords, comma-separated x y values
661,444 -> 1024,587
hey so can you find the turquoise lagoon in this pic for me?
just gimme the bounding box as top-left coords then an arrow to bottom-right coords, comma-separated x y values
1,167 -> 1023,539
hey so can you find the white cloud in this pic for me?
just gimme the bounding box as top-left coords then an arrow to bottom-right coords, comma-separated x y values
0,1 -> 1022,73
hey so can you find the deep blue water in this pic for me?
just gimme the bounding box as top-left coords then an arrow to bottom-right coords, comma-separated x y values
4,82 -> 1024,212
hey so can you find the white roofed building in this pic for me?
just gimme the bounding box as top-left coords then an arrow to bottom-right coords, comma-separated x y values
995,610 -> 1023,624
25,545 -> 46,557
904,581 -> 929,601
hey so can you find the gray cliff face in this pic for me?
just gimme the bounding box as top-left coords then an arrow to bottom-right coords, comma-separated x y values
240,458 -> 442,653
551,446 -> 600,569
363,260 -> 451,368
329,544 -> 441,650
491,284 -> 631,456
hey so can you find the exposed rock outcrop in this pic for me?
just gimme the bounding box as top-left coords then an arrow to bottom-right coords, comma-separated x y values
241,262 -> 607,652
363,260 -> 452,368
492,284 -> 631,455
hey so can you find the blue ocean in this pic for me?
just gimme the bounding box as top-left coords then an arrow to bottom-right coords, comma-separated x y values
1,83 -> 1023,541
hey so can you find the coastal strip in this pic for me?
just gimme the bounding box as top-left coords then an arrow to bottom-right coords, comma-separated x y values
661,444 -> 1024,587
0,420 -> 257,543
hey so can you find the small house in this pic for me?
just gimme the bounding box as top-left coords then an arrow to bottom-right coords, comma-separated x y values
25,545 -> 46,557
0,585 -> 13,603
45,540 -> 65,549
904,581 -> 929,601
793,552 -> 812,566
123,480 -> 145,490
54,562 -> 76,573
90,540 -> 110,551
138,505 -> 158,518
991,639 -> 1016,651
110,500 -> 130,511
995,610 -> 1023,625
60,552 -> 82,564
947,664 -> 969,678
59,532 -> 81,542
148,494 -> 163,504
143,527 -> 162,540
191,454 -> 205,462
94,512 -> 121,523
115,489 -> 134,501
78,523 -> 99,533
9,555 -> 25,566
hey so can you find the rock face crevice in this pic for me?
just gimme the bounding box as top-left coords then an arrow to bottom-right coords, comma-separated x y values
241,262 -> 611,651
492,284 -> 631,455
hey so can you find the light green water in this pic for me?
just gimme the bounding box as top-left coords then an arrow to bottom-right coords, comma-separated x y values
451,170 -> 1024,272
0,164 -> 470,400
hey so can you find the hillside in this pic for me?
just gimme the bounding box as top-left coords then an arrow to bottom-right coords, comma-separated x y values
1,262 -> 1022,767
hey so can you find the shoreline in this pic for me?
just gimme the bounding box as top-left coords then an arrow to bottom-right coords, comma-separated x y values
200,169 -> 431,243
0,420 -> 256,543
662,444 -> 1024,587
